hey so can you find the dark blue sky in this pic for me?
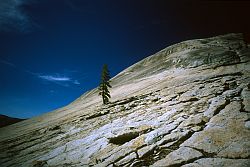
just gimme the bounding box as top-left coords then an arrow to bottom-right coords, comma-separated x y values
0,0 -> 249,118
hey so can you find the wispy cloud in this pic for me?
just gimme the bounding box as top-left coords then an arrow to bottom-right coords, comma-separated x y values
1,58 -> 82,87
73,80 -> 80,85
37,74 -> 81,87
0,59 -> 16,68
0,0 -> 33,33
38,75 -> 71,82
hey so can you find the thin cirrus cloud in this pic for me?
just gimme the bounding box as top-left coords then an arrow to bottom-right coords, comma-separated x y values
0,0 -> 79,33
38,75 -> 71,81
0,58 -> 81,87
73,80 -> 80,85
0,0 -> 32,33
38,74 -> 81,87
0,59 -> 16,68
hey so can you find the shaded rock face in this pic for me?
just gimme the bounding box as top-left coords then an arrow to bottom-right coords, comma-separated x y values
0,115 -> 25,128
0,33 -> 250,167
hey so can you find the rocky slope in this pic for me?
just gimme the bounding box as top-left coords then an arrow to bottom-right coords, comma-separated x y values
0,33 -> 249,167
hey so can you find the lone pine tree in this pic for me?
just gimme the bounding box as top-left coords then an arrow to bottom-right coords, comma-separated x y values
99,64 -> 112,104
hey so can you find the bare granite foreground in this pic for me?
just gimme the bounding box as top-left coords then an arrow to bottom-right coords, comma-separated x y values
0,33 -> 249,167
